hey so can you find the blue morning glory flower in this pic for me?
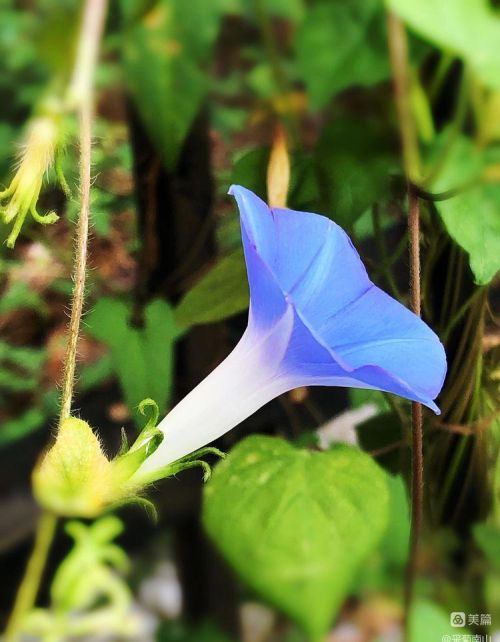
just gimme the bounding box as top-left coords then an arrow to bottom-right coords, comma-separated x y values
138,185 -> 446,476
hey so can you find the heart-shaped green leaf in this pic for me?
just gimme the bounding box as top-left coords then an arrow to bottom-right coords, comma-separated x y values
296,0 -> 390,109
203,436 -> 389,641
409,600 -> 471,640
387,0 -> 500,90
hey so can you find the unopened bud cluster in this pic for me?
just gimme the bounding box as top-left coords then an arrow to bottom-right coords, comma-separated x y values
0,98 -> 68,248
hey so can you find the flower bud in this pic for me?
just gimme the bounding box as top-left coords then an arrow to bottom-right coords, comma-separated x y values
0,102 -> 66,248
266,123 -> 290,209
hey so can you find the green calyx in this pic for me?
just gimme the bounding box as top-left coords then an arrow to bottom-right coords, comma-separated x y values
32,398 -> 225,519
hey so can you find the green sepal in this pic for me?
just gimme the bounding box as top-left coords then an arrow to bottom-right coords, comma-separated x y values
111,399 -> 164,480
135,446 -> 226,486
112,495 -> 159,523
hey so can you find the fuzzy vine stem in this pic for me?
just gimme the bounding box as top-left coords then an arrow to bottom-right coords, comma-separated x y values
404,188 -> 424,625
4,2 -> 108,639
60,0 -> 107,422
387,12 -> 424,638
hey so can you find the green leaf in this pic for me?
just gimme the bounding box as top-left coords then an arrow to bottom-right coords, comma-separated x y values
0,341 -> 47,393
175,249 -> 249,328
0,407 -> 48,447
380,475 -> 410,568
474,523 -> 500,570
296,0 -> 390,109
87,298 -> 180,425
122,0 -> 223,168
78,354 -> 114,393
315,117 -> 396,227
0,390 -> 58,447
387,0 -> 500,90
409,600 -> 470,640
231,148 -> 268,201
354,473 -> 410,593
0,280 -> 47,315
203,436 -> 389,641
0,341 -> 46,373
431,135 -> 500,285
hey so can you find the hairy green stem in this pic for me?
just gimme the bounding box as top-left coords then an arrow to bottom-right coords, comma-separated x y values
59,97 -> 92,421
4,2 -> 108,638
60,0 -> 107,422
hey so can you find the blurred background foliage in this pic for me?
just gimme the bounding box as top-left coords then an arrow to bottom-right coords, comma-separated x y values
0,0 -> 499,640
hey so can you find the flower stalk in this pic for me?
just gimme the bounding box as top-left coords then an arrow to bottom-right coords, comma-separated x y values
387,12 -> 425,637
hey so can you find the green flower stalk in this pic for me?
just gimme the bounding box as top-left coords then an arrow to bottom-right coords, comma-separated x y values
0,103 -> 66,248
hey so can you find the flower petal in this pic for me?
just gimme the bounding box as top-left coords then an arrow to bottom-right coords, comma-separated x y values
229,184 -> 446,412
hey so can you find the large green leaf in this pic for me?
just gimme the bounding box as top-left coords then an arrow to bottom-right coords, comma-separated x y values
409,600 -> 470,640
122,0 -> 223,168
203,436 -> 389,641
87,298 -> 180,425
431,136 -> 500,285
175,249 -> 249,328
380,475 -> 410,567
315,117 -> 396,227
387,0 -> 500,90
296,0 -> 390,109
